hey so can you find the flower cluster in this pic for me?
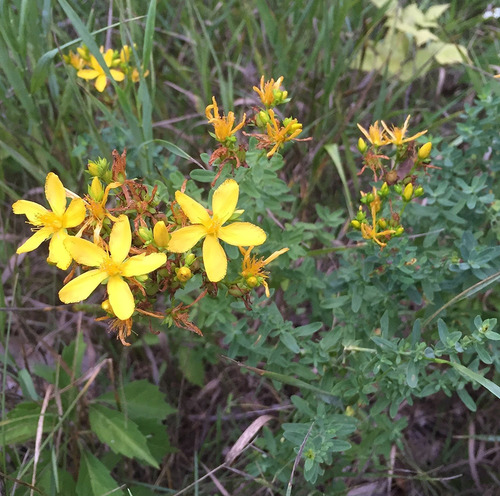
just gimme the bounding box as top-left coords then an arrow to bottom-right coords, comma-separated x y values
12,80 -> 297,345
204,76 -> 309,186
352,116 -> 433,248
64,44 -> 148,92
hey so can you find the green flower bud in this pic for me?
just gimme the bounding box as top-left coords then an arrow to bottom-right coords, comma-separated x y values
185,253 -> 196,266
393,184 -> 402,194
414,186 -> 424,197
378,218 -> 387,229
379,182 -> 389,197
394,226 -> 404,236
138,226 -> 153,244
357,137 -> 368,154
351,219 -> 361,229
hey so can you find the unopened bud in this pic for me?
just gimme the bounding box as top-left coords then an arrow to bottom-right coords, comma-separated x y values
351,219 -> 361,229
379,182 -> 389,197
185,253 -> 196,266
402,183 -> 413,202
393,184 -> 402,195
228,209 -> 245,222
246,276 -> 259,288
378,218 -> 387,229
153,221 -> 170,248
418,142 -> 432,160
357,137 -> 368,154
395,226 -> 404,236
414,186 -> 424,197
176,266 -> 192,282
138,226 -> 153,244
89,177 -> 104,202
256,110 -> 270,127
102,299 -> 114,315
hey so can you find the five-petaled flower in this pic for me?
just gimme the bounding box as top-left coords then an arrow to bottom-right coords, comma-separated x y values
59,215 -> 166,320
77,48 -> 125,92
357,121 -> 390,147
206,97 -> 246,143
240,246 -> 289,297
168,179 -> 266,282
12,172 -> 86,270
381,115 -> 427,146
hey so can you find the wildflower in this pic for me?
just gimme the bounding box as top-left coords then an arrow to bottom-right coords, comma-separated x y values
205,97 -> 246,143
119,45 -> 149,82
59,215 -> 166,320
168,179 -> 266,282
77,48 -> 125,92
12,173 -> 86,270
381,115 -> 427,146
253,76 -> 288,107
357,121 -> 390,147
264,109 -> 303,157
239,246 -> 289,297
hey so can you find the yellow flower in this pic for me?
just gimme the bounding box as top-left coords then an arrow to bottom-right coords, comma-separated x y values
63,50 -> 85,70
381,115 -> 427,146
168,179 -> 266,282
12,173 -> 86,270
265,109 -> 303,157
253,76 -> 288,107
240,246 -> 289,297
357,121 -> 390,147
59,215 -> 166,320
77,48 -> 125,92
205,97 -> 246,143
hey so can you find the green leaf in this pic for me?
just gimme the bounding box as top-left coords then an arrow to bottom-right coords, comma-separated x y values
18,369 -> 39,401
96,380 -> 176,421
406,360 -> 419,388
330,439 -> 352,452
457,387 -> 477,412
190,169 -> 217,183
280,332 -> 300,353
437,318 -> 448,343
76,450 -> 124,496
88,404 -> 159,468
447,362 -> 500,400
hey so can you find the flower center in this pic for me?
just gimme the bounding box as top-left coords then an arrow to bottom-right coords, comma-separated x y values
206,215 -> 222,236
100,257 -> 123,277
39,212 -> 63,231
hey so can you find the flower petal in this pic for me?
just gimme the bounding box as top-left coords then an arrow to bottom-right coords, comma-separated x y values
107,275 -> 135,320
48,230 -> 72,269
76,69 -> 100,80
65,236 -> 106,267
59,269 -> 107,303
12,200 -> 47,225
63,198 -> 86,228
168,225 -> 206,252
110,69 -> 125,82
95,75 -> 107,92
218,222 -> 266,247
121,252 -> 166,277
175,191 -> 211,225
109,215 -> 131,263
16,227 -> 52,254
212,179 -> 239,224
203,234 -> 227,282
45,173 -> 67,217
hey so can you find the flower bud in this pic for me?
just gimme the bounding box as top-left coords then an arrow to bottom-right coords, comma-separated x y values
176,266 -> 192,282
102,299 -> 114,315
351,219 -> 361,229
402,183 -> 413,202
89,177 -> 104,202
246,276 -> 259,288
256,110 -> 270,127
228,285 -> 248,297
379,182 -> 389,197
394,226 -> 404,236
378,218 -> 387,229
356,209 -> 366,221
153,221 -> 170,248
414,186 -> 424,197
138,226 -> 153,244
228,209 -> 245,222
365,193 -> 374,203
357,137 -> 368,154
418,142 -> 432,160
393,184 -> 402,195
185,253 -> 196,266
87,157 -> 109,178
